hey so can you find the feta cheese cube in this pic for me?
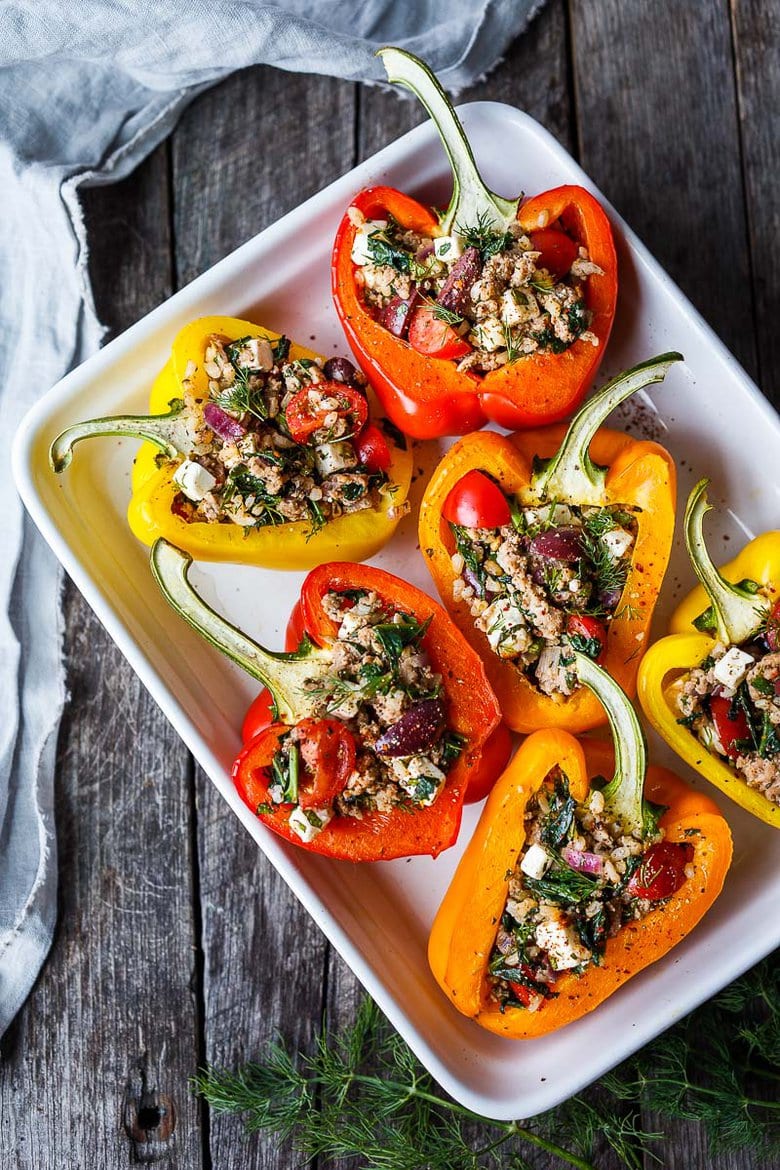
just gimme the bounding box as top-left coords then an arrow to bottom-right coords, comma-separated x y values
433,234 -> 464,261
314,441 -> 358,475
712,646 -> 754,691
601,526 -> 634,560
392,757 -> 446,806
172,459 -> 217,502
480,599 -> 530,657
235,336 -> 274,371
288,805 -> 333,843
350,219 -> 389,266
472,317 -> 506,353
520,843 -> 552,880
534,911 -> 590,971
500,289 -> 525,327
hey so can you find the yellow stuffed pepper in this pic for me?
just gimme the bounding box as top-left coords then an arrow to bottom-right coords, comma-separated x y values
50,316 -> 413,570
638,479 -> 780,828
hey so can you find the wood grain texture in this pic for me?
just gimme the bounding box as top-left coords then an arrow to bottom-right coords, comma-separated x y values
731,0 -> 780,406
570,0 -> 757,377
170,65 -> 357,1170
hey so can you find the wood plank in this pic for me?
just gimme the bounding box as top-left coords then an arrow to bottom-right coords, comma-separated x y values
731,0 -> 780,406
570,0 -> 757,378
169,65 -> 357,1170
0,146 -> 203,1164
569,3 -> 766,1167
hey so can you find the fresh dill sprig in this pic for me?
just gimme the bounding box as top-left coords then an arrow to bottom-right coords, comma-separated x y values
194,952 -> 780,1168
457,210 -> 514,259
214,366 -> 267,420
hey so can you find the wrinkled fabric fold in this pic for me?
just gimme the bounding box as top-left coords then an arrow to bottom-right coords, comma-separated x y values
0,0 -> 544,1035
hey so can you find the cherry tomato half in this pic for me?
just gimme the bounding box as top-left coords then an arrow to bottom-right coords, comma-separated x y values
627,841 -> 694,901
710,695 -> 751,760
354,422 -> 392,472
407,304 -> 472,360
295,718 -> 356,808
529,228 -> 579,279
285,381 -> 368,444
442,470 -> 511,529
566,614 -> 608,663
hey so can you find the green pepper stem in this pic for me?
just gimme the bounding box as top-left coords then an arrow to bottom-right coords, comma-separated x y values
150,539 -> 332,724
573,652 -> 647,838
684,478 -> 770,645
49,400 -> 191,473
377,47 -> 520,237
526,353 -> 683,506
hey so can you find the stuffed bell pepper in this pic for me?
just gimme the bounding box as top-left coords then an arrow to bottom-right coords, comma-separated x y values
419,353 -> 680,733
639,479 -> 780,828
150,539 -> 504,860
332,48 -> 617,438
428,652 -> 732,1038
50,316 -> 413,570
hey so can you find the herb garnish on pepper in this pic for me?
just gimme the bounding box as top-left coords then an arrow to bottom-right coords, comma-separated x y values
419,353 -> 680,732
332,49 -> 617,438
428,653 -> 732,1038
150,540 -> 502,860
639,479 -> 780,827
50,316 -> 412,569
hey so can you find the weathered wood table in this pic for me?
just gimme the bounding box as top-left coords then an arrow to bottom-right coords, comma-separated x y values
2,3 -> 778,1167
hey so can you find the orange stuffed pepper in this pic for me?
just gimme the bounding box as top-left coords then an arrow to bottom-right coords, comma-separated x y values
428,652 -> 732,1038
419,354 -> 679,733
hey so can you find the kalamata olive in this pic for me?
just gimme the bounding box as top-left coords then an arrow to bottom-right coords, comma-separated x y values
597,585 -> 623,612
375,699 -> 446,757
530,527 -> 583,562
380,288 -> 421,339
323,356 -> 359,385
437,246 -> 482,314
203,402 -> 246,441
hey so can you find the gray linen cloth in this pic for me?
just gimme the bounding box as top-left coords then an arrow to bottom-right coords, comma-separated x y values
0,0 -> 544,1036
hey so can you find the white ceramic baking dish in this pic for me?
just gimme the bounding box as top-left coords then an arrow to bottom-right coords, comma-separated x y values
13,101 -> 780,1119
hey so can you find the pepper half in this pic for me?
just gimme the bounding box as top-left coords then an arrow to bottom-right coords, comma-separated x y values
150,539 -> 502,861
49,316 -> 413,570
638,479 -> 780,828
428,652 -> 732,1038
419,353 -> 680,733
331,49 -> 617,439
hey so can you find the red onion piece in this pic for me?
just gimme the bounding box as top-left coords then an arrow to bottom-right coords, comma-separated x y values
437,246 -> 482,314
530,527 -> 583,563
204,402 -> 246,441
416,241 -> 435,261
380,288 -> 421,338
375,699 -> 446,757
562,846 -> 604,876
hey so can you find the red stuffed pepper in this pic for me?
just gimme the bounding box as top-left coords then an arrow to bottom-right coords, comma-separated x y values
151,539 -> 505,860
332,48 -> 617,438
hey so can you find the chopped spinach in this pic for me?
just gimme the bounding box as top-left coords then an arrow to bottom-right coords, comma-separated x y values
540,774 -> 576,848
439,730 -> 467,766
374,613 -> 432,666
524,858 -> 599,907
272,335 -> 291,364
366,233 -> 413,273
